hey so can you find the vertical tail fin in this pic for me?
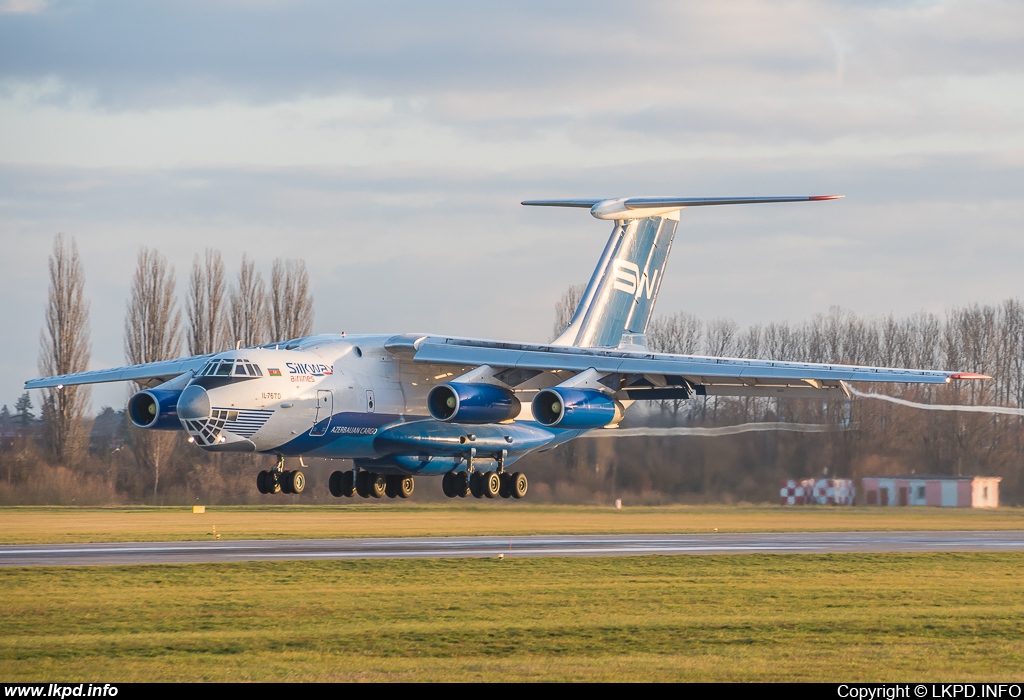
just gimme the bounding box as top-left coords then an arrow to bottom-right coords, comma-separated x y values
553,212 -> 678,348
523,195 -> 842,349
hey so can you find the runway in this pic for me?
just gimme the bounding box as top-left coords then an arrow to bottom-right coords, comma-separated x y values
1,530 -> 1023,566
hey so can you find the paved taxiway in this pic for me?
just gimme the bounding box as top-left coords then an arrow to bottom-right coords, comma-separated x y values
1,531 -> 1023,566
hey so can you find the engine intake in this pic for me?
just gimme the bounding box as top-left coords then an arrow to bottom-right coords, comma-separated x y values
128,389 -> 185,430
427,383 -> 521,424
532,388 -> 624,429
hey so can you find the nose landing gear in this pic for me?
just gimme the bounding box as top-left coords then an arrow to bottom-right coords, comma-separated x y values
256,455 -> 306,495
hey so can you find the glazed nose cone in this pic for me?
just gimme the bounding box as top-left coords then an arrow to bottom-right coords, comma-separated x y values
177,384 -> 211,420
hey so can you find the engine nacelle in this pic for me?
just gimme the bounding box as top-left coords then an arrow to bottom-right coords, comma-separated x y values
532,388 -> 625,429
128,389 -> 184,430
427,383 -> 521,424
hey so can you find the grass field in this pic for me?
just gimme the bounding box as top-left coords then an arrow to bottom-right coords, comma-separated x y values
1,504 -> 1023,544
3,553 -> 1023,681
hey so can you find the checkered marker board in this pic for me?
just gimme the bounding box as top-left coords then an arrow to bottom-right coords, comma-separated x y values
781,478 -> 854,505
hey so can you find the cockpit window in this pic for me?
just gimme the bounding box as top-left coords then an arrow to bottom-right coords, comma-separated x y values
195,359 -> 263,380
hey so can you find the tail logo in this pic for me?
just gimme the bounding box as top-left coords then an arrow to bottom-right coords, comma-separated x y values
611,258 -> 659,300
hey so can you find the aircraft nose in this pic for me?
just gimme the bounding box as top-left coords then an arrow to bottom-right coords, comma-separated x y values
177,384 -> 211,420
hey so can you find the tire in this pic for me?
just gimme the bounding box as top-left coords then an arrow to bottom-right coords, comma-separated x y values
267,471 -> 281,495
442,471 -> 456,498
385,475 -> 399,498
369,472 -> 387,499
455,471 -> 471,498
281,470 -> 294,494
498,472 -> 511,499
398,476 -> 414,499
290,470 -> 306,494
469,471 -> 484,499
484,471 -> 501,499
511,472 -> 528,499
329,470 -> 343,498
257,470 -> 269,494
355,471 -> 370,498
340,470 -> 356,497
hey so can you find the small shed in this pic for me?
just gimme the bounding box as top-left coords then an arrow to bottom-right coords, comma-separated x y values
861,475 -> 1000,508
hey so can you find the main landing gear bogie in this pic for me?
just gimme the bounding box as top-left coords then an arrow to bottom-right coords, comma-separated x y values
441,470 -> 527,500
329,470 -> 414,499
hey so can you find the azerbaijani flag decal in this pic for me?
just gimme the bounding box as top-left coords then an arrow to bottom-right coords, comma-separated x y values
268,368 -> 282,376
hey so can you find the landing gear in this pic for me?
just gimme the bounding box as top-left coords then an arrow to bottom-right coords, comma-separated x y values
258,456 -> 307,496
454,471 -> 471,498
256,469 -> 282,494
510,472 -> 528,499
288,470 -> 305,494
330,469 -> 409,499
483,471 -> 501,499
469,471 -> 485,499
368,472 -> 387,498
329,470 -> 355,498
442,471 -> 456,498
355,470 -> 370,498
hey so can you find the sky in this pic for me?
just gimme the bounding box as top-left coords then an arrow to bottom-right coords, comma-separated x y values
1,0 -> 1023,412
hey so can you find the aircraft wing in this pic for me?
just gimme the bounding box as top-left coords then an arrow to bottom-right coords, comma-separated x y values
24,354 -> 213,390
385,334 -> 985,399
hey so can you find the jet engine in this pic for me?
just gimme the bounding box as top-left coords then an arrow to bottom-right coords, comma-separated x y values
531,388 -> 624,429
427,382 -> 521,424
128,389 -> 184,430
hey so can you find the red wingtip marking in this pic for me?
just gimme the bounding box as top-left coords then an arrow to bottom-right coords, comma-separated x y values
809,195 -> 844,201
951,372 -> 991,380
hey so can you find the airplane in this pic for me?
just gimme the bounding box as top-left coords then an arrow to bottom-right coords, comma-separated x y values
25,195 -> 986,501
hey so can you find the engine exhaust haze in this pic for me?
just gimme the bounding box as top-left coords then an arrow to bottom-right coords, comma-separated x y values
583,422 -> 837,438
847,386 -> 1024,416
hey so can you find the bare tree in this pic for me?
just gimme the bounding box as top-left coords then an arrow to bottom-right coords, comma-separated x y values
186,249 -> 227,355
125,248 -> 182,499
270,258 -> 314,342
552,283 -> 587,341
229,254 -> 269,348
38,234 -> 91,464
648,312 -> 702,355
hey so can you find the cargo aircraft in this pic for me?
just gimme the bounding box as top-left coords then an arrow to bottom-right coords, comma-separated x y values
26,195 -> 985,501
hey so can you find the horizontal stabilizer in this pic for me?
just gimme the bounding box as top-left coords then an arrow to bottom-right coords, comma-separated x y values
523,195 -> 842,220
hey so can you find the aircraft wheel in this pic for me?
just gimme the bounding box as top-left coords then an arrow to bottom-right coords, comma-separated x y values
498,473 -> 511,499
329,471 -> 343,498
355,471 -> 370,498
441,471 -> 456,498
455,472 -> 471,498
484,471 -> 501,499
339,470 -> 355,497
267,471 -> 282,494
280,470 -> 294,494
257,470 -> 269,494
385,475 -> 399,498
398,476 -> 414,499
511,472 -> 528,499
290,470 -> 306,494
369,472 -> 387,499
469,471 -> 485,499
